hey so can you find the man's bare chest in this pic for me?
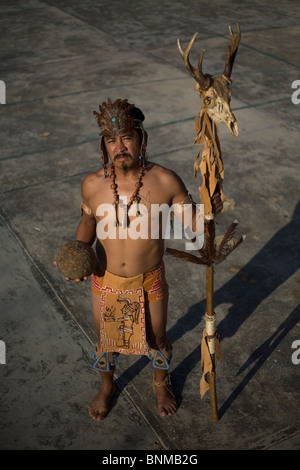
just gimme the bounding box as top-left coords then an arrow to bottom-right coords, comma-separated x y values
90,176 -> 171,217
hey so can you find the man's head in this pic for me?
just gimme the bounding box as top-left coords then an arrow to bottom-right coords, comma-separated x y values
93,98 -> 147,172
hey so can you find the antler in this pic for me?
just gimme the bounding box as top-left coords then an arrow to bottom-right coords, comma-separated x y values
223,23 -> 241,80
177,33 -> 211,91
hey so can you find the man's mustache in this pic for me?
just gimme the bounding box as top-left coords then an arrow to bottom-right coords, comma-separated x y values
114,152 -> 132,161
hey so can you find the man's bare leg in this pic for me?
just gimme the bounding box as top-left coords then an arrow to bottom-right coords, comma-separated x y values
153,367 -> 177,417
146,297 -> 177,417
90,292 -> 116,421
88,367 -> 115,421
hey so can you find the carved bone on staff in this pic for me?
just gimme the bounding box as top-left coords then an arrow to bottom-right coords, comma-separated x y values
168,24 -> 243,422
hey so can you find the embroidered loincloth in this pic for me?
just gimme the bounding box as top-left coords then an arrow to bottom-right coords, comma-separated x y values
91,262 -> 169,357
92,270 -> 147,356
143,262 -> 169,304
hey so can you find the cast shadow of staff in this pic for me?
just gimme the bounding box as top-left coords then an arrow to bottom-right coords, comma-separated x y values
115,201 -> 300,414
217,303 -> 300,419
169,200 -> 300,413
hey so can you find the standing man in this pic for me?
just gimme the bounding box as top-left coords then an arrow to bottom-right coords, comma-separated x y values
62,98 -> 221,421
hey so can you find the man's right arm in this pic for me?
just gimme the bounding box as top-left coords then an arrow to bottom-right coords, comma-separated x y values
76,174 -> 97,245
76,211 -> 96,245
54,174 -> 98,282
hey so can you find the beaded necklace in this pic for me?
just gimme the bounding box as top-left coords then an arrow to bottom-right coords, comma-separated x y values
110,161 -> 145,227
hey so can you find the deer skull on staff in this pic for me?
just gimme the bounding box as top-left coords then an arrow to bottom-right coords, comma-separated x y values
177,24 -> 241,138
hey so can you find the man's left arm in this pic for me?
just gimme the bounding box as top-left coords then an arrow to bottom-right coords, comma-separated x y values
170,172 -> 223,249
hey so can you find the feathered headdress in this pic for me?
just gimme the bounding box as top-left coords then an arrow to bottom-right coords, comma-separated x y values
93,98 -> 142,136
93,98 -> 146,176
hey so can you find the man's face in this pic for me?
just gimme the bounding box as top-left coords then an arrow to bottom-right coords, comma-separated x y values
104,129 -> 141,171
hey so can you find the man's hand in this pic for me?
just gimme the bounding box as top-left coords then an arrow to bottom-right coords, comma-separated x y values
211,190 -> 223,215
53,261 -> 88,283
198,185 -> 223,215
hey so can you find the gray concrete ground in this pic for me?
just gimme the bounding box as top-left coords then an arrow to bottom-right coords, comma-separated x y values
0,0 -> 299,451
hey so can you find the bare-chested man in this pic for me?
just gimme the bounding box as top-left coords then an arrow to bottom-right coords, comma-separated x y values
59,99 -> 222,421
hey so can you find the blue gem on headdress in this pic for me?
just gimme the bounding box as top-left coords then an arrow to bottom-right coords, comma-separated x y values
112,117 -> 116,122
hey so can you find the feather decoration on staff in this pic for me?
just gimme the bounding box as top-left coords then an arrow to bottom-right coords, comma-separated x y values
167,220 -> 245,266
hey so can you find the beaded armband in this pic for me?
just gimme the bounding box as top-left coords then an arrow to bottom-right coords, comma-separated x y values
80,201 -> 92,216
173,193 -> 195,214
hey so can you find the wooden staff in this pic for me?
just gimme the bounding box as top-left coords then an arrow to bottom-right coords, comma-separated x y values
172,24 -> 242,423
205,216 -> 218,422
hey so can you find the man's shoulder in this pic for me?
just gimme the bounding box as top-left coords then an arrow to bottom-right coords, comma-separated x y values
146,161 -> 187,200
82,168 -> 103,186
81,168 -> 104,200
147,161 -> 180,181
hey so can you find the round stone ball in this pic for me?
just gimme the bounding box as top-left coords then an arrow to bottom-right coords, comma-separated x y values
56,240 -> 97,279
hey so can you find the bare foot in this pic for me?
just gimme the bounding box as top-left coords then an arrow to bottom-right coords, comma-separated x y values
88,382 -> 115,421
153,375 -> 177,417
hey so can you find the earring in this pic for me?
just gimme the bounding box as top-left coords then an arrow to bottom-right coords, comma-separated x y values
139,155 -> 146,171
139,149 -> 146,171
